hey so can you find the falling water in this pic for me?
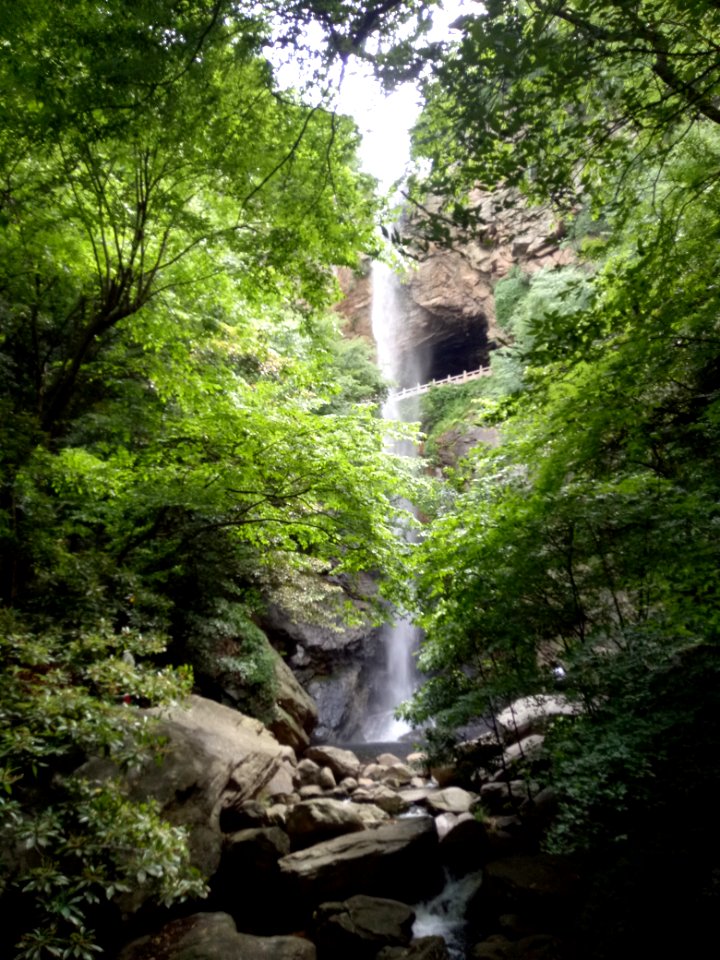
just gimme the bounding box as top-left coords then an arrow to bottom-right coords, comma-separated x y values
413,871 -> 484,959
362,261 -> 425,742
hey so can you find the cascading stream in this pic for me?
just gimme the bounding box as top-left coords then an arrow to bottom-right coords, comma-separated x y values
362,261 -> 425,743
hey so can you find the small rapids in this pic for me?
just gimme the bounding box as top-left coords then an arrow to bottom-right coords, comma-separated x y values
412,871 -> 483,960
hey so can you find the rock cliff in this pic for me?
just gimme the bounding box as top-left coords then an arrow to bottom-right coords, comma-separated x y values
336,190 -> 573,388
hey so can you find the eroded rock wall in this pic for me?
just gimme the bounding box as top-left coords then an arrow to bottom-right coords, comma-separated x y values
336,190 -> 573,386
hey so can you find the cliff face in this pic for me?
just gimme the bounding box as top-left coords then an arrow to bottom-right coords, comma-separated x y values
336,190 -> 573,387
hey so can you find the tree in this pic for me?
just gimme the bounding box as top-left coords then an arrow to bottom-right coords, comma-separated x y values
409,0 -> 720,222
404,6 -> 720,951
0,4 -> 429,955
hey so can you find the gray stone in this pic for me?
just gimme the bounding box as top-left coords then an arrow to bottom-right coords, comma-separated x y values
378,937 -> 450,960
295,758 -> 322,788
118,913 -> 316,960
318,766 -> 336,790
501,736 -> 545,769
278,817 -> 442,909
79,695 -> 288,911
304,745 -> 362,780
269,648 -> 318,751
219,799 -> 268,834
495,696 -> 580,745
299,785 -> 324,799
426,787 -> 478,815
286,798 -> 388,847
357,784 -> 410,815
314,894 -> 415,958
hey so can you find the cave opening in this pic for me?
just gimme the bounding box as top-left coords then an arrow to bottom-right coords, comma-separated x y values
397,314 -> 493,389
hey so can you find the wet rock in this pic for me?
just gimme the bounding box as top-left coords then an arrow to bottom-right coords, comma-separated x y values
314,894 -> 415,959
118,913 -> 315,960
213,828 -> 290,933
426,787 -> 478,815
278,817 -> 442,912
304,745 -> 362,781
438,816 -> 490,877
286,798 -> 388,848
378,937 -> 450,960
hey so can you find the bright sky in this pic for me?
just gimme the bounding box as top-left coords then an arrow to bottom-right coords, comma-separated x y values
334,1 -> 477,189
269,1 -> 478,191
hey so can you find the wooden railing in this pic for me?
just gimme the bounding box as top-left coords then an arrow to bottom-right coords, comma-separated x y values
390,365 -> 491,401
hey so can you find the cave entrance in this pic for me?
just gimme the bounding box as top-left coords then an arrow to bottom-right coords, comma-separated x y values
405,315 -> 493,388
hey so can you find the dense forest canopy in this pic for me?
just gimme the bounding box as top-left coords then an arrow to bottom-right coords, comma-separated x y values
2,1 -> 720,957
404,1 -> 720,954
0,3 -> 436,956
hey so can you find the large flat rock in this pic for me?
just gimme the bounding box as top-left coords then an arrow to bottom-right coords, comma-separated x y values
279,817 -> 442,910
119,912 -> 315,960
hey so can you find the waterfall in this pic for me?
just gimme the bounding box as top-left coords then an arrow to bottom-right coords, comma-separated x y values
362,261 -> 425,743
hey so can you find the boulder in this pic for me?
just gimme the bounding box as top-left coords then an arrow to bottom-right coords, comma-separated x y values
299,785 -> 324,800
378,937 -> 450,960
286,798 -> 388,848
426,787 -> 478,815
500,736 -> 546,772
438,816 -> 490,877
314,895 -> 415,959
495,697 -> 580,745
219,799 -> 268,834
318,766 -> 336,790
471,935 -> 514,960
212,828 -> 290,933
304,745 -> 362,781
278,817 -> 442,912
295,758 -> 323,788
269,650 -> 319,752
352,784 -> 410,815
79,696 -> 289,894
118,913 -> 315,960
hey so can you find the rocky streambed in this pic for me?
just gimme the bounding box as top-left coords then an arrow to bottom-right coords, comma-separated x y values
83,694 -> 583,960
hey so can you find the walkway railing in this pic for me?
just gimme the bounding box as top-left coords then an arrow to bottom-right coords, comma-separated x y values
390,365 -> 491,401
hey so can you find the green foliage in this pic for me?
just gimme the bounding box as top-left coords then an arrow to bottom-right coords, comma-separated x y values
409,0 -> 720,230
0,614 -> 204,959
0,3 -> 428,956
409,31 -> 720,945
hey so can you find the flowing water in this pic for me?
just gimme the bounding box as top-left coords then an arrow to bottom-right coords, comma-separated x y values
413,871 -> 484,959
361,261 -> 426,743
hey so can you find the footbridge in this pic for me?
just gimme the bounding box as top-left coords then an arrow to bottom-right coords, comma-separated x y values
390,365 -> 491,401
